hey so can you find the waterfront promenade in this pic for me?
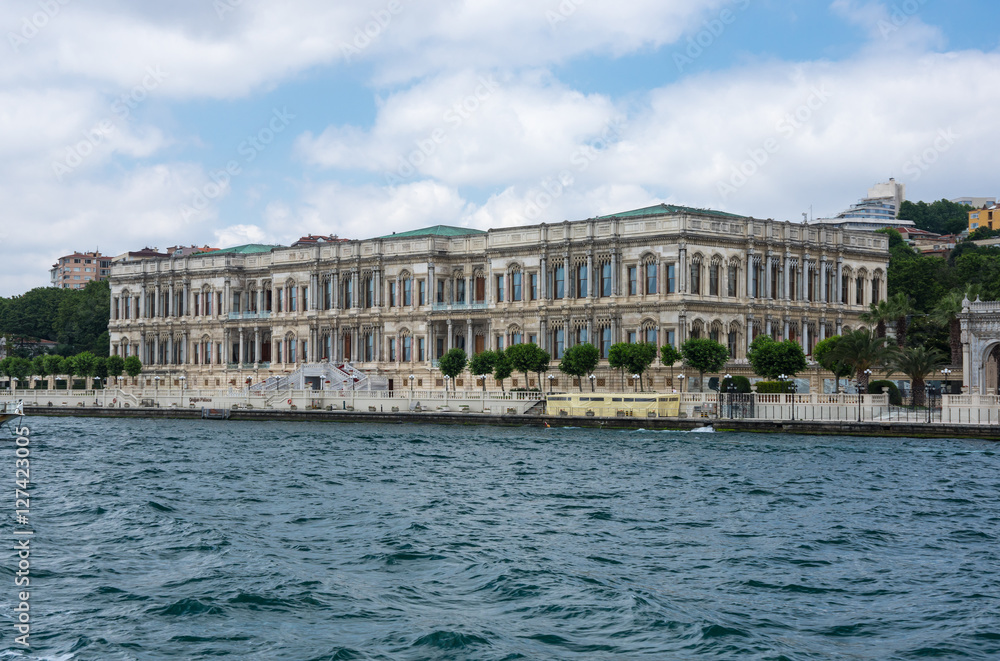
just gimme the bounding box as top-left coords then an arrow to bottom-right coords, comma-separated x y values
14,387 -> 1000,440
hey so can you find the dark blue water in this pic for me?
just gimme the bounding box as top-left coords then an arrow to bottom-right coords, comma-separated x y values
3,418 -> 1000,660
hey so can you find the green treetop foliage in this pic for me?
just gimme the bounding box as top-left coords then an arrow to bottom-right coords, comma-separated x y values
559,343 -> 600,391
968,226 -> 1000,241
828,328 -> 896,391
607,342 -> 635,391
892,345 -> 945,407
746,335 -> 807,380
93,356 -> 109,384
468,350 -> 498,391
813,335 -> 853,393
505,343 -> 550,387
875,227 -> 905,248
105,354 -> 125,378
73,351 -> 98,378
0,280 -> 110,356
898,199 -> 973,235
623,342 -> 658,391
659,343 -> 681,385
492,349 -> 513,392
437,348 -> 467,389
680,338 -> 729,391
123,355 -> 143,378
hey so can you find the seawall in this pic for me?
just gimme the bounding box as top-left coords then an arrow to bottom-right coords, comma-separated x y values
21,406 -> 1000,440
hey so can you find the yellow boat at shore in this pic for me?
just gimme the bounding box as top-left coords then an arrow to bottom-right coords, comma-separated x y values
546,393 -> 681,418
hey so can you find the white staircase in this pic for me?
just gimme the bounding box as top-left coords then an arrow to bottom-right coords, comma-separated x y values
250,362 -> 388,392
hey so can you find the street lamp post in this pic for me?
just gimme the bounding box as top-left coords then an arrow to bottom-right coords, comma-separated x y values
588,374 -> 596,392
779,374 -> 788,421
723,373 -> 732,419
940,368 -> 952,395
678,374 -> 685,394
179,375 -> 186,408
547,374 -> 554,394
632,374 -> 639,393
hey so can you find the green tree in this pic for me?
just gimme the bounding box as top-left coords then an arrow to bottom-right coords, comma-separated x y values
892,345 -> 945,407
123,355 -> 143,378
829,328 -> 896,392
505,343 -> 549,389
625,342 -> 657,392
468,350 -> 498,392
860,299 -> 895,338
93,356 -> 109,389
898,199 -> 973,235
659,344 -> 681,387
62,355 -> 79,389
42,354 -> 63,390
31,355 -> 46,389
492,349 -> 513,392
680,338 -> 729,391
559,343 -> 600,392
886,249 -> 950,314
746,335 -> 807,380
530,347 -> 551,389
813,335 -> 852,393
931,286 -> 981,365
6,357 -> 31,389
438,348 -> 467,391
73,351 -> 98,389
52,280 -> 111,354
888,292 -> 914,348
875,226 -> 905,248
106,354 -> 125,379
608,343 -> 631,391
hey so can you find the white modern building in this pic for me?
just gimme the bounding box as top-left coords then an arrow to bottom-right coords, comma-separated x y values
810,179 -> 915,232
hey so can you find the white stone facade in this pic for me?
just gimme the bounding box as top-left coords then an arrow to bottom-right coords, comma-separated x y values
960,298 -> 1000,394
107,206 -> 890,390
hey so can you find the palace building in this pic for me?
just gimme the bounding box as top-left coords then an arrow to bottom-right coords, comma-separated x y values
107,204 -> 890,390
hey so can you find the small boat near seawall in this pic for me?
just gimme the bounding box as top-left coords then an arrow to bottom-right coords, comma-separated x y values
1,400 -> 24,429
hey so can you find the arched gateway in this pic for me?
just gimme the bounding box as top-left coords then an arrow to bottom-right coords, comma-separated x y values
960,298 -> 1000,395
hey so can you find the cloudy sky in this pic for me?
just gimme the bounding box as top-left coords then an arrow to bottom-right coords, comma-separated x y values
1,0 -> 998,295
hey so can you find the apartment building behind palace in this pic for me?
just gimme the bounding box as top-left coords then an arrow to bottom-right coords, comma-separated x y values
107,204 -> 890,390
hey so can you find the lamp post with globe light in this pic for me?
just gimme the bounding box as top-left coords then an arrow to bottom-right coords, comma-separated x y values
588,374 -> 596,392
547,374 -> 554,394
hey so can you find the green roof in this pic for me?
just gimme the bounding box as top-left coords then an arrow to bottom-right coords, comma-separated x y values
200,244 -> 281,255
597,204 -> 749,221
377,225 -> 486,239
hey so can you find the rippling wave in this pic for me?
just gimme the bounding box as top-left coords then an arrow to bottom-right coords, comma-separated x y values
4,418 -> 1000,659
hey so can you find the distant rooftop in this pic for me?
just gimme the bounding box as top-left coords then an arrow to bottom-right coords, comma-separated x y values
377,225 -> 486,239
596,204 -> 750,221
199,244 -> 281,256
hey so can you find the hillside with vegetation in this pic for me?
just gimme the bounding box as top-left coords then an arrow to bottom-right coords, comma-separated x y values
0,280 -> 110,357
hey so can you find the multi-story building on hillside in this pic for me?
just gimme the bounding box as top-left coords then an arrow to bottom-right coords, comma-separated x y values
50,251 -> 111,289
107,205 -> 890,390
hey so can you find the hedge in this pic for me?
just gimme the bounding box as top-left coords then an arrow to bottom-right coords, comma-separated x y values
754,380 -> 796,394
868,380 -> 902,405
720,376 -> 752,393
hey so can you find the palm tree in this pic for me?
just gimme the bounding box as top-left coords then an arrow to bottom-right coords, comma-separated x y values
860,299 -> 895,338
888,293 -> 913,348
892,345 -> 945,407
931,285 -> 981,366
829,328 -> 896,392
